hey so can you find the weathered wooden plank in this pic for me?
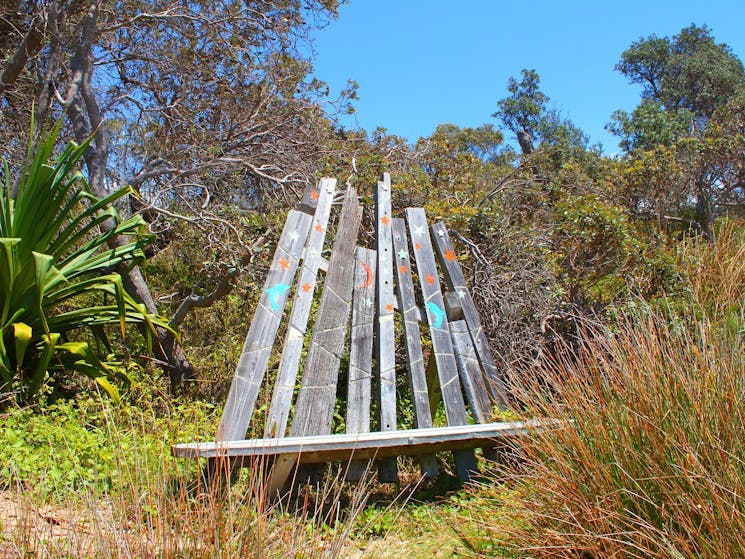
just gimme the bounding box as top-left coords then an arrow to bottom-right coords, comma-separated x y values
405,208 -> 478,480
392,217 -> 438,477
264,178 -> 336,438
450,320 -> 493,423
217,209 -> 313,442
173,419 -> 557,461
345,247 -> 377,481
289,187 -> 362,438
376,174 -> 397,432
430,222 -> 508,409
375,174 -> 398,482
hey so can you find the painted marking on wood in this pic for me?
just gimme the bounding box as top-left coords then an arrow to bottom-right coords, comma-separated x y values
406,208 -> 477,480
217,208 -> 312,442
289,187 -> 362,438
392,217 -> 438,477
376,173 -> 398,482
264,178 -> 336,438
430,222 -> 508,409
346,246 -> 377,481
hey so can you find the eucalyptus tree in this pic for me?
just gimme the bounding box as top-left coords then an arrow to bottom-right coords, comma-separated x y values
0,0 -> 351,380
609,24 -> 745,236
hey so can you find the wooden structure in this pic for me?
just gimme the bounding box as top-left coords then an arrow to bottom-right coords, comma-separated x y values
173,175 -> 537,489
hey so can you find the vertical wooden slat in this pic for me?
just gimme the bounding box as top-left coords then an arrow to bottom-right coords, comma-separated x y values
406,208 -> 478,481
392,217 -> 438,477
450,320 -> 493,423
430,222 -> 508,409
217,209 -> 313,442
375,174 -> 398,482
345,247 -> 377,481
289,187 -> 363,438
264,178 -> 336,437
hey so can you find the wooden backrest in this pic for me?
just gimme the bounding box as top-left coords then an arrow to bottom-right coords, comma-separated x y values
217,174 -> 507,453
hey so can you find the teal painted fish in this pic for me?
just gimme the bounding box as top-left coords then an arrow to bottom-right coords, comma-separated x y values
426,301 -> 446,328
265,283 -> 290,311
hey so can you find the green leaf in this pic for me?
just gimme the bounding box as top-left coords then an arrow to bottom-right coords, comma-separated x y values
12,322 -> 32,369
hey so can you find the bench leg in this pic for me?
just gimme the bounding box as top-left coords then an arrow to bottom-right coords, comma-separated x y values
267,453 -> 298,495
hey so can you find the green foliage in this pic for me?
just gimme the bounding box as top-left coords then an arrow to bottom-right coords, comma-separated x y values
493,69 -> 548,141
608,99 -> 693,152
0,122 -> 171,403
616,24 -> 745,124
0,377 -> 217,498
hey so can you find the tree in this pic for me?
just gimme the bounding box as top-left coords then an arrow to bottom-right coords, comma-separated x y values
615,24 -> 745,129
493,69 -> 590,159
492,69 -> 547,155
0,0 -> 349,381
610,24 -> 745,237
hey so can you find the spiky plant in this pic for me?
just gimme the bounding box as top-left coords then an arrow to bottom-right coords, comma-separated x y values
0,122 -> 171,402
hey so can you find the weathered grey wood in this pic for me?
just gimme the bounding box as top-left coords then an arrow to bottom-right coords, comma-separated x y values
217,208 -> 313,442
174,420 -> 556,461
430,222 -> 508,409
450,320 -> 493,423
264,178 -> 336,438
289,187 -> 362,438
298,181 -> 323,215
345,247 -> 377,481
375,174 -> 398,482
406,208 -> 478,480
392,217 -> 438,477
425,352 -> 442,419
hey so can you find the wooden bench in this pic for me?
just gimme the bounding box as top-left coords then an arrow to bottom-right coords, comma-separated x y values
172,174 -> 541,490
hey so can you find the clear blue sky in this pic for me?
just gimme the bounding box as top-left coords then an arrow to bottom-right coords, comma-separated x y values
311,0 -> 745,153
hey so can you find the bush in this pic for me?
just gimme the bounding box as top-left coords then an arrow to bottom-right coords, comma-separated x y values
0,122 -> 170,403
495,223 -> 745,558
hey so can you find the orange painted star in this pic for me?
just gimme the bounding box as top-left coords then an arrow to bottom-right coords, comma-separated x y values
278,257 -> 290,271
415,242 -> 422,250
309,190 -> 319,200
398,264 -> 409,274
381,214 -> 390,225
301,283 -> 312,292
386,303 -> 394,312
425,274 -> 435,285
445,249 -> 456,261
314,223 -> 324,232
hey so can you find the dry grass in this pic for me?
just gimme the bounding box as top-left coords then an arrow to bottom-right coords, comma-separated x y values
491,223 -> 745,558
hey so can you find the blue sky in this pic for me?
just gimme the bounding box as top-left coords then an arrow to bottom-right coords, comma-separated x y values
311,1 -> 745,153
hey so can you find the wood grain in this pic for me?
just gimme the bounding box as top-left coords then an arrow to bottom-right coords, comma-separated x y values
217,208 -> 312,442
430,222 -> 508,409
405,208 -> 478,480
289,187 -> 362,438
264,178 -> 336,437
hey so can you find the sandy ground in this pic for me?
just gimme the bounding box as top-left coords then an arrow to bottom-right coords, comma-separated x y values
0,491 -> 113,558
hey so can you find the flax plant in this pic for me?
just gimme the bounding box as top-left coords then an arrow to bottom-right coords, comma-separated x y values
0,122 -> 170,402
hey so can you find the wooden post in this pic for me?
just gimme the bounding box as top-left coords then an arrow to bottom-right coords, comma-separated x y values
290,186 -> 363,437
406,208 -> 478,481
346,247 -> 377,481
430,222 -> 508,409
217,207 -> 312,442
391,217 -> 438,477
265,178 -> 336,438
375,174 -> 398,482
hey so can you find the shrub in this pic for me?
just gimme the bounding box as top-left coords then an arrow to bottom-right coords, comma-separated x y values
0,122 -> 171,403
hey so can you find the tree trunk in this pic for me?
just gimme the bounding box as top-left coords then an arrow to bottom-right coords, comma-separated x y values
60,0 -> 194,384
123,268 -> 194,382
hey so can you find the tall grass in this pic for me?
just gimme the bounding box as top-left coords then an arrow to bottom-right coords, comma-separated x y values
491,223 -> 745,558
0,389 -> 372,558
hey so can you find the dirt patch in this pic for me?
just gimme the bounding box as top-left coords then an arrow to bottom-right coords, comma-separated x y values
0,491 -> 115,558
